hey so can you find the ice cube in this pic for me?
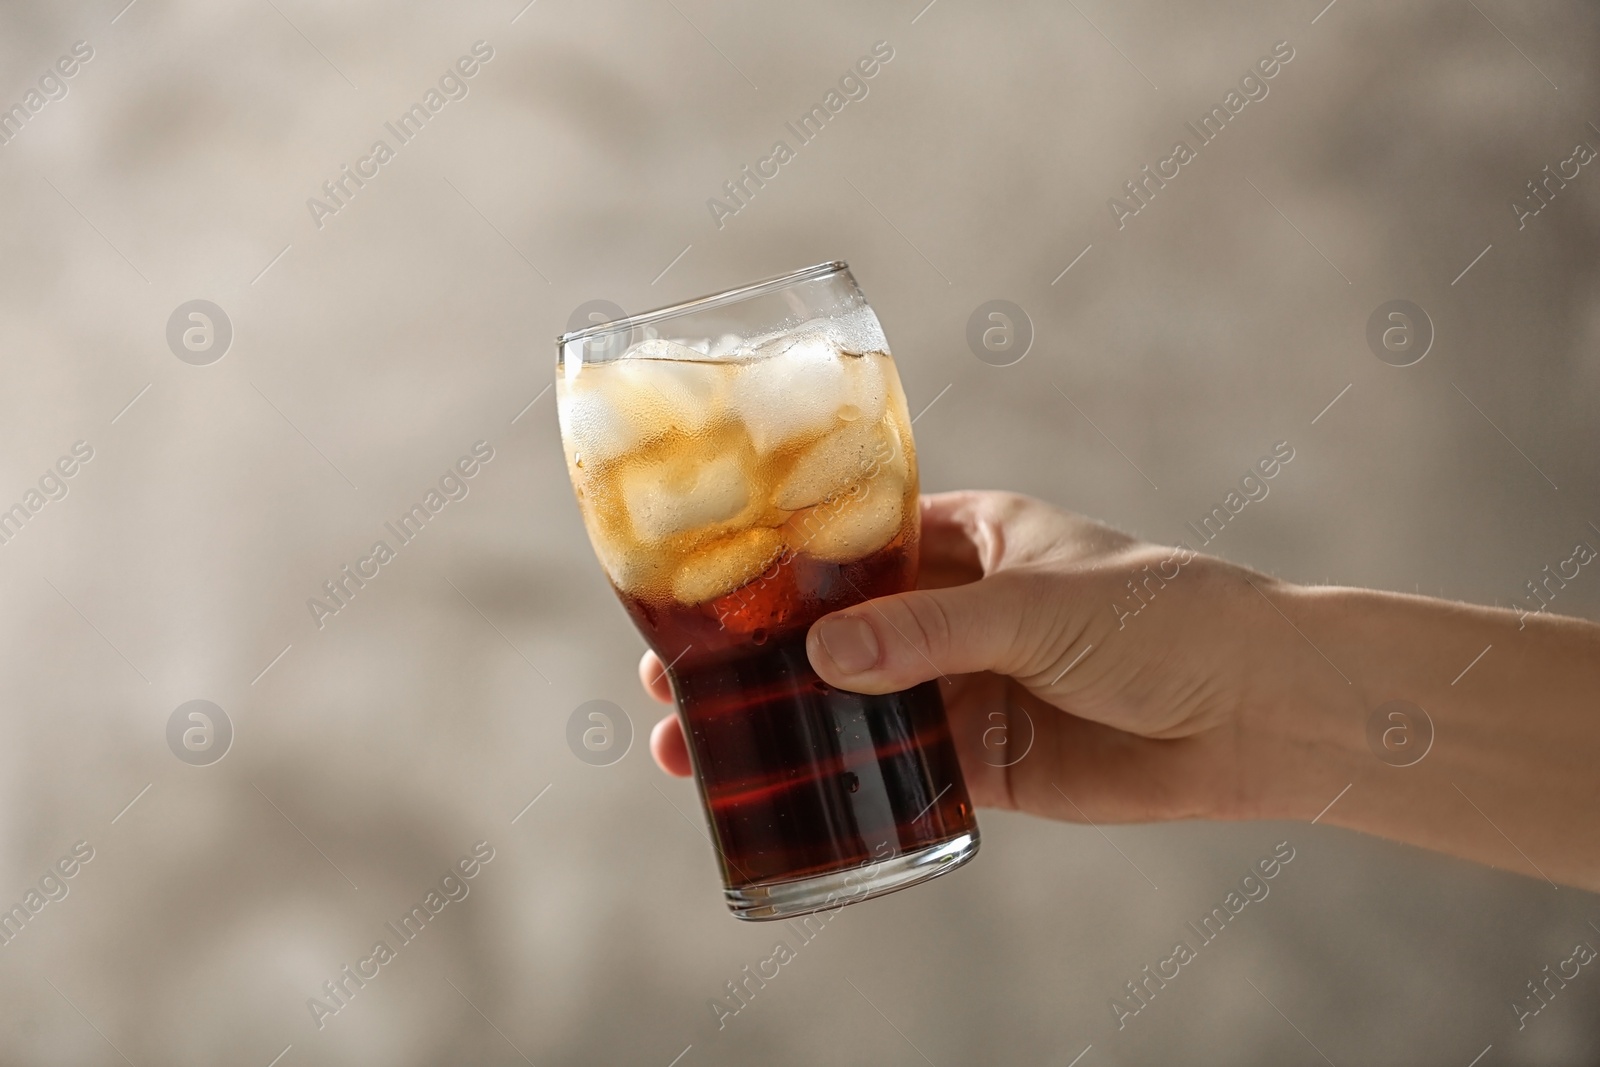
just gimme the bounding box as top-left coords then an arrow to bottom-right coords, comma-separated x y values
788,470 -> 906,563
557,384 -> 645,466
626,337 -> 708,363
773,418 -> 892,511
619,448 -> 753,544
586,519 -> 667,597
876,416 -> 910,484
614,340 -> 723,435
838,354 -> 888,425
558,347 -> 727,465
672,526 -> 785,605
828,304 -> 891,357
726,335 -> 849,454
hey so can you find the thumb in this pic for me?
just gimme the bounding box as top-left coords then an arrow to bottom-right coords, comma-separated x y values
805,572 -> 1038,694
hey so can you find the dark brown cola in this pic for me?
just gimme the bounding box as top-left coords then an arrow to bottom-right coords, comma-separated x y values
621,531 -> 978,899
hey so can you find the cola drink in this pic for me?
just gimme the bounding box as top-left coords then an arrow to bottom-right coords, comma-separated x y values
557,262 -> 979,919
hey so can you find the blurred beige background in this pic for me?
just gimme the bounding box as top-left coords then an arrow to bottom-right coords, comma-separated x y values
0,0 -> 1597,1063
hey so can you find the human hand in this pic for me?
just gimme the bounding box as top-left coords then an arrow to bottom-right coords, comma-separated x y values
641,490 -> 1306,826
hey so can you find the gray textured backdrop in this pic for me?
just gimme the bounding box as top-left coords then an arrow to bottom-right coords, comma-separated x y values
0,0 -> 1597,1064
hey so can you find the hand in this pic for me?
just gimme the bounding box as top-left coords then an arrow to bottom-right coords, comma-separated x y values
642,490 -> 1303,826
643,490 -> 1600,890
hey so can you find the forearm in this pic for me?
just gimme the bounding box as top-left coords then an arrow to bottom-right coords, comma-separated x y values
1258,583 -> 1600,890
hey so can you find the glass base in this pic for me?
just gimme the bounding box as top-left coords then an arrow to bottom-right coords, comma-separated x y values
725,831 -> 980,921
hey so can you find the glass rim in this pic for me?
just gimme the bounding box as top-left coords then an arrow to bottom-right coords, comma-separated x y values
556,260 -> 849,346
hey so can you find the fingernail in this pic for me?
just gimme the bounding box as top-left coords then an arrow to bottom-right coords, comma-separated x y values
816,615 -> 879,674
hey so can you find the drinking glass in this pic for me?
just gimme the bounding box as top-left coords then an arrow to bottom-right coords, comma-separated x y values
556,261 -> 979,919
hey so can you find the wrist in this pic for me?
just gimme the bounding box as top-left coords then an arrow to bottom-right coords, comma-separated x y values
1229,578 -> 1370,824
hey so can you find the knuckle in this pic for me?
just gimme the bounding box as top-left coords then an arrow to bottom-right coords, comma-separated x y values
895,591 -> 955,664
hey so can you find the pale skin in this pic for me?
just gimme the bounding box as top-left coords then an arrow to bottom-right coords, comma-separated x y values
642,491 -> 1600,892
